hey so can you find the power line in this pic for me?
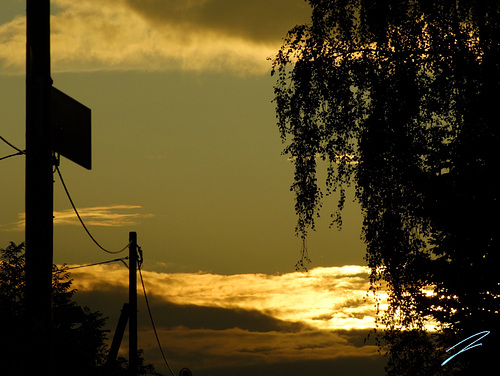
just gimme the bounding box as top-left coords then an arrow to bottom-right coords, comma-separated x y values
0,151 -> 24,161
137,250 -> 177,376
65,257 -> 129,270
1,136 -> 25,161
55,164 -> 129,254
2,140 -> 128,255
0,135 -> 25,154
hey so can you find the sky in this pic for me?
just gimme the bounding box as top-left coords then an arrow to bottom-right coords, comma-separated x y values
0,0 -> 387,374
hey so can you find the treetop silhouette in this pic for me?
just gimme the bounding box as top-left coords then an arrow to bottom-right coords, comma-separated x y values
272,1 -> 499,374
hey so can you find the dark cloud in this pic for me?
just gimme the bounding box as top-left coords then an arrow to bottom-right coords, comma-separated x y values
122,0 -> 311,43
193,355 -> 386,376
288,328 -> 377,351
75,287 -> 309,333
142,327 -> 384,376
143,299 -> 310,332
336,329 -> 378,348
239,345 -> 281,353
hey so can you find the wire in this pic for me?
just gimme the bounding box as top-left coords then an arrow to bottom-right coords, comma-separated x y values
0,151 -> 24,161
65,257 -> 129,270
137,251 -> 177,376
139,267 -> 176,376
1,136 -> 25,162
0,136 -> 25,154
55,165 -> 129,254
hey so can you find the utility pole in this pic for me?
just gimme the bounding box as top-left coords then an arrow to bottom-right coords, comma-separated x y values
25,0 -> 53,373
24,1 -> 91,373
129,232 -> 138,376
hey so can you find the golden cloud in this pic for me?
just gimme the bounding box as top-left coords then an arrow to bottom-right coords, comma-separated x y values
0,0 -> 310,75
54,204 -> 154,226
71,265 -> 379,331
0,204 -> 153,231
69,265 -> 385,374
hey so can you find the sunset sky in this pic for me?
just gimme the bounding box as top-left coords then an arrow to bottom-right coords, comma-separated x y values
0,0 -> 386,374
69,264 -> 387,375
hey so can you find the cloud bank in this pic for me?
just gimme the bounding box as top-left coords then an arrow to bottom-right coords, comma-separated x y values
72,265 -> 378,330
69,265 -> 387,375
0,0 -> 310,75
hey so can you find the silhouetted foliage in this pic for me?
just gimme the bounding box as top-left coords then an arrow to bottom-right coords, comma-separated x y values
272,1 -> 499,374
0,242 -> 162,376
0,242 -> 108,375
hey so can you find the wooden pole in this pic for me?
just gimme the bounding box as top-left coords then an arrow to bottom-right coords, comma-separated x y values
25,0 -> 53,373
129,232 -> 138,376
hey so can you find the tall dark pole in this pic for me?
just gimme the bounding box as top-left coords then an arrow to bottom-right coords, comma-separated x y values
129,232 -> 138,376
25,0 -> 53,374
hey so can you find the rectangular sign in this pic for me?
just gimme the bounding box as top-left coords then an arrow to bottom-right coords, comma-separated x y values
51,86 -> 91,169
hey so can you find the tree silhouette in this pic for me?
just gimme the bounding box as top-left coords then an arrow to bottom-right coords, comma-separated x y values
0,242 -> 162,376
0,242 -> 108,375
272,1 -> 499,374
